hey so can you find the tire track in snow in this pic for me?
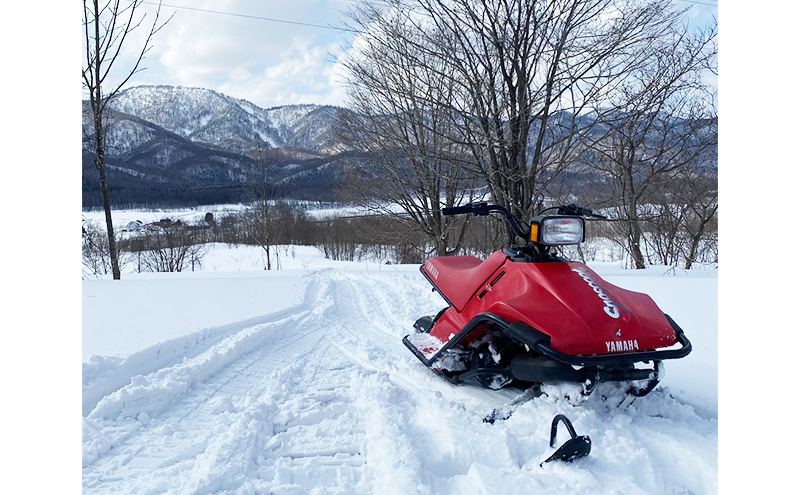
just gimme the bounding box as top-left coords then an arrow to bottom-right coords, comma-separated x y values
258,344 -> 369,495
82,274 -> 329,481
83,316 -> 326,492
82,277 -> 323,417
318,273 -> 531,494
83,271 -> 374,494
324,271 -> 519,408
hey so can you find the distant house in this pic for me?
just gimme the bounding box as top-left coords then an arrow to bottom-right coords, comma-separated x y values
149,218 -> 183,229
121,220 -> 144,232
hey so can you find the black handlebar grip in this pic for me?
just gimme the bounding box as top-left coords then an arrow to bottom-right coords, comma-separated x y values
442,205 -> 474,215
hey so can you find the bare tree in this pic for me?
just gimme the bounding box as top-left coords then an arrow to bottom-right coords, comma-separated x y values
240,137 -> 287,269
677,157 -> 718,269
352,0 -> 693,221
581,25 -> 717,268
338,3 -> 478,256
82,220 -> 114,278
636,145 -> 717,269
82,0 -> 170,279
134,223 -> 208,273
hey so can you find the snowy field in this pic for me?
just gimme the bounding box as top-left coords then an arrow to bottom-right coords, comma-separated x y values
73,205 -> 728,495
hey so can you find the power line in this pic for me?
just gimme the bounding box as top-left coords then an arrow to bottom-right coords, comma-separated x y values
140,1 -> 715,36
674,0 -> 718,6
142,1 -> 715,31
141,1 -> 352,31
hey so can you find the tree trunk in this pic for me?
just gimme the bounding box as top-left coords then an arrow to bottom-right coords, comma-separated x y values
629,227 -> 646,270
93,103 -> 121,279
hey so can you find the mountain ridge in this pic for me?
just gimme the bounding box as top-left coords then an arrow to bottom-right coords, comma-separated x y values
82,85 -> 350,207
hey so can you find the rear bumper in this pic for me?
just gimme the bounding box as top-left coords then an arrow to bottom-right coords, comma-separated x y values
404,312 -> 689,393
509,314 -> 692,367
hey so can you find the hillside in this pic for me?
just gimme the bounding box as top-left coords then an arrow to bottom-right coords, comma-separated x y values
82,85 -> 351,207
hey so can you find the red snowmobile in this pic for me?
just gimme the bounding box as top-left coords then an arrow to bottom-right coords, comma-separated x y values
403,203 -> 691,397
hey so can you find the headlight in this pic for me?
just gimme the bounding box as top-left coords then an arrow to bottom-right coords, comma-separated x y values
530,216 -> 584,246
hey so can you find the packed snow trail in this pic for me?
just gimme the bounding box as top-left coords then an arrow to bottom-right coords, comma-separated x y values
83,268 -> 717,494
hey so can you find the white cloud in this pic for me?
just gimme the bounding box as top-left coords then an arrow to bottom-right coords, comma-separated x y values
103,0 -> 352,108
217,40 -> 348,108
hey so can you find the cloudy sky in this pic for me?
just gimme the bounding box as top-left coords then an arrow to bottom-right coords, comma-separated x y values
95,0 -> 719,110
100,0 -> 355,109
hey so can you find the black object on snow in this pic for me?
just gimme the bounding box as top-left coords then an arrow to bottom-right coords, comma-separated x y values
540,414 -> 591,466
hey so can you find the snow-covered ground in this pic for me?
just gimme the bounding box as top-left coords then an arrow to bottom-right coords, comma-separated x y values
78,234 -> 721,494
80,202 -> 371,227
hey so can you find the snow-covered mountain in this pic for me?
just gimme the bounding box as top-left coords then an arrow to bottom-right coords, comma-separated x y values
82,85 -> 351,207
107,85 -> 344,154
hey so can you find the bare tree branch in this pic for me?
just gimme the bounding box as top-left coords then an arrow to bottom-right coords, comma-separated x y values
82,0 -> 172,279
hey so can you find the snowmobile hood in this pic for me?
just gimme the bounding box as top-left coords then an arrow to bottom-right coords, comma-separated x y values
485,261 -> 677,356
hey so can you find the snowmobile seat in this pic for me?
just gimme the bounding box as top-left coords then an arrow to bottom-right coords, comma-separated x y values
423,250 -> 509,311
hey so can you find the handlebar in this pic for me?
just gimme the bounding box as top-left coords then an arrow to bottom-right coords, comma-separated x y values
443,202 -> 605,219
441,205 -> 478,216
442,202 -> 527,239
441,202 -> 493,217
